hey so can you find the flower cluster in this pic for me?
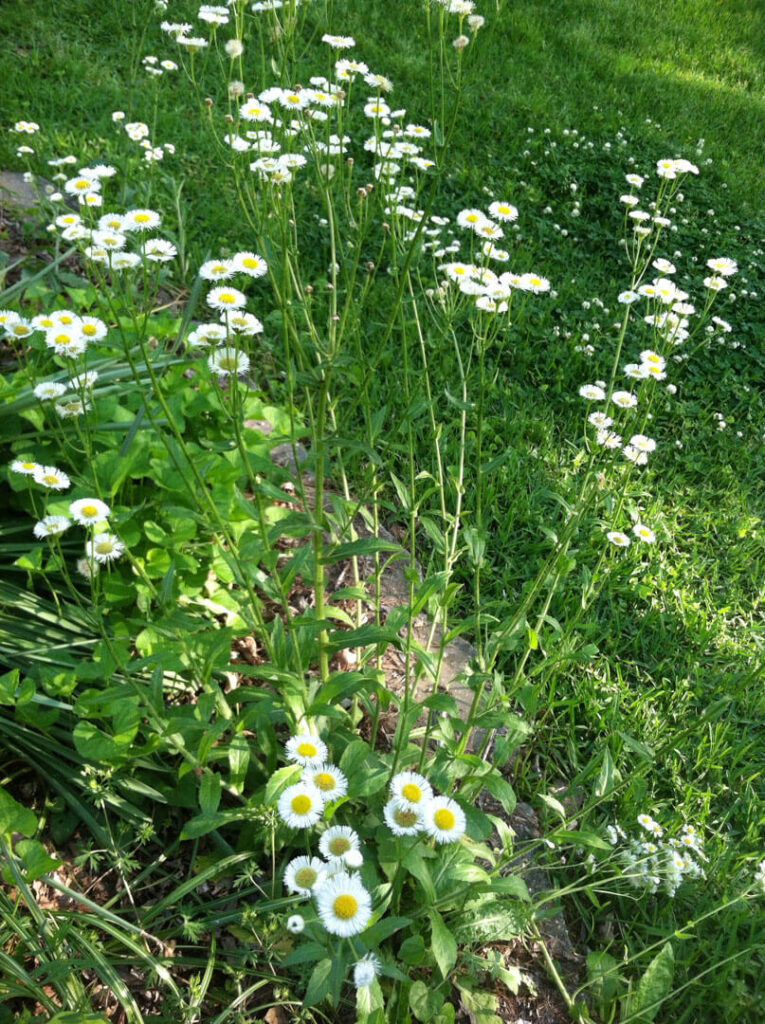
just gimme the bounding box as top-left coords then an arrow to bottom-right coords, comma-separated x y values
606,815 -> 706,897
384,770 -> 467,844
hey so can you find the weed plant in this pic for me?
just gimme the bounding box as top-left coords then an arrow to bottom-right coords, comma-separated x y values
0,1 -> 763,1023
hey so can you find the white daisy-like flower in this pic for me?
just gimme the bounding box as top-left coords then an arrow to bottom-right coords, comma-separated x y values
208,348 -> 250,377
628,434 -> 656,453
623,445 -> 648,465
488,200 -> 518,222
518,272 -> 550,294
353,953 -> 381,988
625,173 -> 644,188
633,523 -> 656,544
34,382 -> 67,400
390,771 -> 433,811
611,390 -> 638,409
143,238 -> 177,262
283,855 -> 328,895
596,430 -> 623,449
277,783 -> 324,828
122,208 -> 161,232
579,384 -> 606,401
422,796 -> 467,844
617,290 -> 639,304
79,317 -> 108,343
45,326 -> 85,358
33,465 -> 71,490
5,319 -> 34,340
33,515 -> 71,539
456,208 -> 487,230
286,914 -> 305,934
706,257 -> 737,277
588,412 -> 613,429
319,825 -> 360,860
703,275 -> 727,292
199,259 -> 235,281
606,530 -> 631,548
220,311 -> 263,335
383,798 -> 423,836
315,871 -> 372,937
70,371 -> 98,389
11,459 -> 40,476
69,498 -> 110,526
653,258 -> 676,275
232,251 -> 268,277
206,286 -> 247,311
86,532 -> 124,563
285,733 -> 328,766
55,399 -> 87,419
239,99 -> 273,123
301,763 -> 348,802
322,33 -> 355,48
344,848 -> 364,869
111,253 -> 141,271
98,212 -> 125,232
64,175 -> 99,196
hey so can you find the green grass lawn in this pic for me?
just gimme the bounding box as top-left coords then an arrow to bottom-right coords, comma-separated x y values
1,1 -> 763,1022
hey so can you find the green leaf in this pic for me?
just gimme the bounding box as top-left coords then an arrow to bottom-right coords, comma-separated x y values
623,942 -> 674,1023
199,772 -> 221,815
587,950 -> 623,1004
322,537 -> 403,564
398,934 -> 427,965
428,909 -> 457,979
401,849 -> 436,902
304,958 -> 333,1007
409,979 -> 443,1022
480,771 -> 516,816
281,942 -> 327,967
263,764 -> 302,806
73,721 -> 128,763
5,838 -> 61,883
0,787 -> 37,838
456,986 -> 501,1024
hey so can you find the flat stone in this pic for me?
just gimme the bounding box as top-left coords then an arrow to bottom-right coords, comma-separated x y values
0,170 -> 52,212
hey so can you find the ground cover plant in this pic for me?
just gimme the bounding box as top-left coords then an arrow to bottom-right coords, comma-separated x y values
0,1 -> 763,1023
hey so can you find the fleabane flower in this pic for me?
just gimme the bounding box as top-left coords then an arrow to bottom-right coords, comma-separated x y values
69,498 -> 110,526
302,763 -> 348,802
488,200 -> 518,222
277,783 -> 324,828
286,914 -> 304,934
579,384 -> 606,401
606,530 -> 631,548
33,465 -> 71,490
34,382 -> 68,400
633,523 -> 656,544
206,286 -> 247,311
33,515 -> 71,539
208,348 -> 250,377
384,798 -> 423,836
422,796 -> 467,844
319,825 -> 360,860
232,251 -> 267,277
199,258 -> 235,281
86,533 -> 125,564
390,771 -> 433,811
283,855 -> 328,895
122,208 -> 161,231
611,390 -> 638,410
705,257 -> 737,277
11,459 -> 40,476
285,733 -> 328,766
353,953 -> 381,988
322,33 -> 355,48
315,871 -> 372,937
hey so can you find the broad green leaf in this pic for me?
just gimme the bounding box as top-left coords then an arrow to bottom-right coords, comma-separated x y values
428,909 -> 457,979
0,787 -> 37,838
304,958 -> 333,1007
623,942 -> 674,1023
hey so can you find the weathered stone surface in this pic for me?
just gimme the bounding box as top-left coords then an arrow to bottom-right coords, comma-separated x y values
0,170 -> 51,212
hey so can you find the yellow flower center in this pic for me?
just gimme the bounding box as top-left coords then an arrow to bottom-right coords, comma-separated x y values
454,267 -> 465,275
22,462 -> 35,470
291,794 -> 311,815
328,836 -> 351,856
242,257 -> 259,268
287,94 -> 300,104
134,213 -> 151,223
75,179 -> 89,189
466,214 -> 477,222
96,541 -> 113,554
212,264 -> 227,274
42,475 -> 58,485
59,315 -> 73,324
332,894 -> 358,920
55,334 -> 70,344
81,505 -> 98,517
498,206 -> 509,214
401,783 -> 421,803
218,292 -> 235,304
39,319 -> 53,326
314,772 -> 335,791
82,324 -> 96,336
394,808 -> 418,828
12,325 -> 29,335
296,742 -> 316,758
433,808 -> 455,832
294,867 -> 317,888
